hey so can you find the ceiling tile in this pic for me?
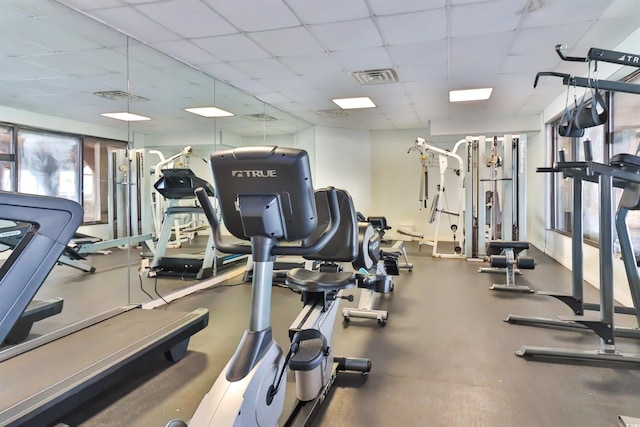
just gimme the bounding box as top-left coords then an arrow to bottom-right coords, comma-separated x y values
57,0 -> 124,11
7,0 -> 77,17
448,63 -> 499,87
249,27 -> 324,57
2,57 -> 65,80
330,47 -> 392,71
278,53 -> 342,76
42,13 -> 128,48
127,42 -> 185,68
510,24 -> 587,55
575,16 -> 640,52
368,0 -> 445,16
449,33 -> 515,63
258,75 -> 315,93
376,8 -> 447,44
387,40 -> 448,67
90,6 -> 178,43
450,0 -> 526,38
226,78 -> 272,95
136,0 -> 237,38
502,52 -> 557,74
232,58 -> 293,79
192,34 -> 271,61
309,19 -> 383,52
203,0 -> 300,31
520,0 -> 608,28
292,73 -> 355,95
72,48 -> 128,73
197,62 -> 250,82
1,37 -> 56,57
151,40 -> 220,66
255,92 -> 292,105
285,0 -> 369,24
404,78 -> 449,95
18,20 -> 102,53
395,64 -> 448,82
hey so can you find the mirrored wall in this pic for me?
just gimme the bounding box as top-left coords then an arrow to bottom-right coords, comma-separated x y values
0,0 -> 313,343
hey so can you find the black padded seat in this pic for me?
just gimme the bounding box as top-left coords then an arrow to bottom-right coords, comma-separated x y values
487,241 -> 530,256
285,187 -> 359,293
611,153 -> 640,170
488,241 -> 530,250
286,268 -> 355,292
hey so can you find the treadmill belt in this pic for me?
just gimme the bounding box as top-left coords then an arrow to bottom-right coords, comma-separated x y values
0,307 -> 208,426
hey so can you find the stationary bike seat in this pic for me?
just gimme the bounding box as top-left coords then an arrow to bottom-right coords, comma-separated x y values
286,268 -> 356,292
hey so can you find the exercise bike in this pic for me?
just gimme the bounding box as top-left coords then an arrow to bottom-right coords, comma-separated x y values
168,146 -> 371,427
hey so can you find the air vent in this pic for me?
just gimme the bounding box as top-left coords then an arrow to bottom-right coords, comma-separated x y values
242,113 -> 277,121
315,109 -> 349,118
93,90 -> 149,102
352,68 -> 399,85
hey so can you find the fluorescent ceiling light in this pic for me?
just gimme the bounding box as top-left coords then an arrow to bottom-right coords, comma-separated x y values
101,112 -> 151,121
449,88 -> 493,102
332,97 -> 376,109
185,106 -> 234,117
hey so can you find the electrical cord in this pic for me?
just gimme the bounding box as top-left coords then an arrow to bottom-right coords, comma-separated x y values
153,275 -> 169,305
138,272 -> 155,301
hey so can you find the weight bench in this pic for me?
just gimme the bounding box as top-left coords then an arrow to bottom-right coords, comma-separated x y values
366,216 -> 413,272
480,241 -> 536,293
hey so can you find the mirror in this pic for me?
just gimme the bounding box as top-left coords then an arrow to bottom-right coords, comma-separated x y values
0,0 -> 312,342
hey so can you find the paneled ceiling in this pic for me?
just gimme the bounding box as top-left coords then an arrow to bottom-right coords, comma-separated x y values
3,0 -> 640,134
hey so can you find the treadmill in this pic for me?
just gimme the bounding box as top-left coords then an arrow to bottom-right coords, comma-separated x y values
0,190 -> 209,426
0,221 -> 64,345
150,168 -> 245,279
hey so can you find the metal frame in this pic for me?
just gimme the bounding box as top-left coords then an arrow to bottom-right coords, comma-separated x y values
0,191 -> 83,344
409,137 -> 465,258
513,154 -> 640,362
464,135 -> 527,260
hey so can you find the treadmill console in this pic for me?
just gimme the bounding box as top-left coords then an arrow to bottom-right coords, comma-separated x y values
154,168 -> 215,200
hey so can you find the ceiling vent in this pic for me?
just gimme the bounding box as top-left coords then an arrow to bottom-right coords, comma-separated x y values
315,109 -> 349,118
93,90 -> 149,102
242,113 -> 277,121
352,68 -> 399,85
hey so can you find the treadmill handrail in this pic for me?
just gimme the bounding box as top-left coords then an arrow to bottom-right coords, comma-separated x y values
0,191 -> 83,344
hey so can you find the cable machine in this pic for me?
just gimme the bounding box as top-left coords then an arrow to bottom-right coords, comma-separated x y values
408,137 -> 465,258
463,134 -> 526,260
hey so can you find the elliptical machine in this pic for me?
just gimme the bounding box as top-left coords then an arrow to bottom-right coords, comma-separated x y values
169,146 -> 371,427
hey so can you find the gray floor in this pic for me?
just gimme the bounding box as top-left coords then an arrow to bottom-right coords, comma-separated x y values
23,244 -> 640,426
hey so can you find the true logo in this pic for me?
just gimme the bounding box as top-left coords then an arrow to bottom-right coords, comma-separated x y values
618,54 -> 640,64
231,169 -> 277,178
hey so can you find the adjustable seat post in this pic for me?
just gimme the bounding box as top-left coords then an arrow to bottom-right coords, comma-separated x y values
249,236 -> 277,332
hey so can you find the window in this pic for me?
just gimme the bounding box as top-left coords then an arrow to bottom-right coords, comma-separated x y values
0,125 -> 14,191
610,84 -> 640,254
2,123 -> 127,225
550,110 -> 606,245
82,137 -> 127,223
551,125 -> 575,234
16,129 -> 80,202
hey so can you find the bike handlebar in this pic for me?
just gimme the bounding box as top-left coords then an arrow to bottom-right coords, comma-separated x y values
194,186 -> 341,257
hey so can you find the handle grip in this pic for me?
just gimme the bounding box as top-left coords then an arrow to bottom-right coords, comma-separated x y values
194,186 -> 342,257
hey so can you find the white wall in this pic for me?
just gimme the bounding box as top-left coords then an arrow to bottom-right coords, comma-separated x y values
0,106 -> 128,141
313,126 -> 372,215
369,129 -> 459,240
525,128 -> 546,250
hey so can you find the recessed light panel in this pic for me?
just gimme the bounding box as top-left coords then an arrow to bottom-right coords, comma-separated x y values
101,112 -> 151,121
185,107 -> 234,117
449,88 -> 493,102
332,96 -> 376,109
